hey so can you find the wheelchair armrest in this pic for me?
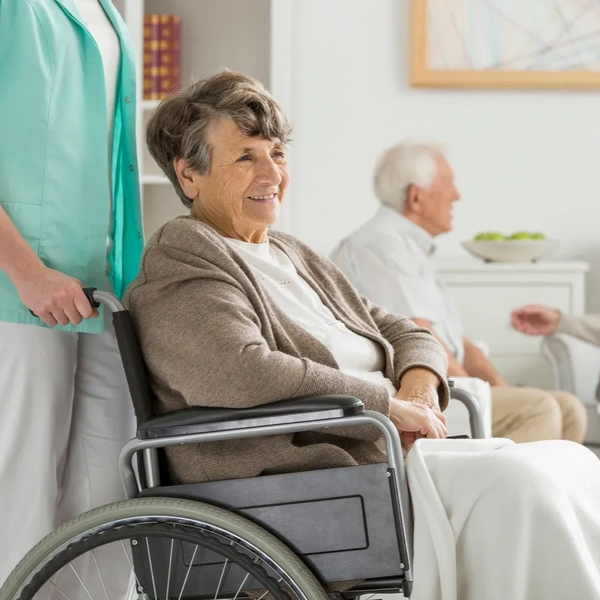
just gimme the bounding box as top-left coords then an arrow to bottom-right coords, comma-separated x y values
447,378 -> 487,439
542,333 -> 600,405
137,394 -> 365,440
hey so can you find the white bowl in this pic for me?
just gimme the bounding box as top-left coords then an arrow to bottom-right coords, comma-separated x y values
462,240 -> 558,263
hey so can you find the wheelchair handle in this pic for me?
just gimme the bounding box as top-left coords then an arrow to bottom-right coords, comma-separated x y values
82,287 -> 101,308
29,287 -> 116,317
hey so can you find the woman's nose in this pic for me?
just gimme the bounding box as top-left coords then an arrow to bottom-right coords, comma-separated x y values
256,157 -> 282,185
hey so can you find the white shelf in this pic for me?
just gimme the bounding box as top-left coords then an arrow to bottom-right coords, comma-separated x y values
142,174 -> 170,185
123,0 -> 293,233
141,99 -> 161,111
434,259 -> 590,274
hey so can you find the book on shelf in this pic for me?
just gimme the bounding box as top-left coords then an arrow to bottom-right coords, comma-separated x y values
143,14 -> 181,101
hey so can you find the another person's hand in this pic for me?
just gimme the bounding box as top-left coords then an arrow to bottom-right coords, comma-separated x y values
389,398 -> 447,451
16,266 -> 99,327
511,305 -> 560,336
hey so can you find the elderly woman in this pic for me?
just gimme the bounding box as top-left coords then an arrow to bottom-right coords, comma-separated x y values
126,71 -> 600,600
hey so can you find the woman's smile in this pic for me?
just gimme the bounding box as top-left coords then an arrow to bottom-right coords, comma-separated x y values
247,193 -> 279,204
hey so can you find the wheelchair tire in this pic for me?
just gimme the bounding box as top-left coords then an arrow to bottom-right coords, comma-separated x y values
0,497 -> 329,600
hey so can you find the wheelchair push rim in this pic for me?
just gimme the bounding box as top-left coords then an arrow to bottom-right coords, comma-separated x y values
0,498 -> 329,600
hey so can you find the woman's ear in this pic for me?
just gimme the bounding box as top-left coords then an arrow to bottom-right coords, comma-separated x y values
174,158 -> 199,201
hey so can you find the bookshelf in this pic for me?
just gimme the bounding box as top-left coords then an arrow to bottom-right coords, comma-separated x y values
116,0 -> 293,238
141,100 -> 161,111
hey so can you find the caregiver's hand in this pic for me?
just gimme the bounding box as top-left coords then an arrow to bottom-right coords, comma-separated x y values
16,266 -> 98,326
392,367 -> 447,450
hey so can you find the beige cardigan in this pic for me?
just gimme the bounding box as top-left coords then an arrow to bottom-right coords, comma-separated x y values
556,314 -> 600,402
125,217 -> 449,484
557,314 -> 600,346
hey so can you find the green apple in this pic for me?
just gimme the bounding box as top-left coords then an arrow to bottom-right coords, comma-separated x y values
531,232 -> 546,240
509,231 -> 534,240
474,232 -> 505,241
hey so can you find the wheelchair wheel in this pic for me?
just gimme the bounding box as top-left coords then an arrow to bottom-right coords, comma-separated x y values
0,497 -> 328,600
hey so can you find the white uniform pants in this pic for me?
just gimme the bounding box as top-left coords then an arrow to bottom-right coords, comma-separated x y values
0,306 -> 135,590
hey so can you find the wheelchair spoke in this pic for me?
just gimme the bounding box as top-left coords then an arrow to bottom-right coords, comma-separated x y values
120,541 -> 143,592
176,545 -> 198,600
165,539 -> 174,600
91,551 -> 111,600
6,511 -> 319,600
69,563 -> 94,600
144,538 -> 159,600
213,558 -> 228,600
232,573 -> 250,600
49,580 -> 72,600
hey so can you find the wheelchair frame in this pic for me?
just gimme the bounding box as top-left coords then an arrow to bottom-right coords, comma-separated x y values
49,290 -> 487,598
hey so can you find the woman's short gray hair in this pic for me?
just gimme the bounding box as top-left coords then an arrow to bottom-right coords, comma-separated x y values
373,139 -> 448,211
147,70 -> 292,208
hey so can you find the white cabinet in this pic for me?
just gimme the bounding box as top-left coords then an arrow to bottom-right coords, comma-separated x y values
435,260 -> 589,389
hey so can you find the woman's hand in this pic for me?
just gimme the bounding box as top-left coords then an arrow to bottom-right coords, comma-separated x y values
396,367 -> 441,409
389,398 -> 447,450
511,305 -> 560,336
392,367 -> 447,450
16,266 -> 99,327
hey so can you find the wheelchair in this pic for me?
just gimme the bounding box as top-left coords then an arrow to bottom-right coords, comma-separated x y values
0,289 -> 485,600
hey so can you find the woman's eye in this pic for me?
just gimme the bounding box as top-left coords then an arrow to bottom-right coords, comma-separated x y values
237,155 -> 251,162
273,151 -> 286,160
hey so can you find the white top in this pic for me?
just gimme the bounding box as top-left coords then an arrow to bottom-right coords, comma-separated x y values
226,238 -> 397,396
331,205 -> 465,364
75,0 -> 120,253
75,0 -> 119,155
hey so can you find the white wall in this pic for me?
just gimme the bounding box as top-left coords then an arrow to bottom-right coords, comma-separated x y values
286,0 -> 600,310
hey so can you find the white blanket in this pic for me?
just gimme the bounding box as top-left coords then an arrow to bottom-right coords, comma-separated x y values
406,438 -> 600,600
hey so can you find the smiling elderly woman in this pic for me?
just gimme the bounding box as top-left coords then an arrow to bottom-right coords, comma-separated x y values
127,71 -> 449,485
125,71 -> 600,600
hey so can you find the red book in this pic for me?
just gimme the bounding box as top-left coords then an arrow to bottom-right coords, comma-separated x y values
170,16 -> 181,93
158,14 -> 181,98
143,14 -> 161,100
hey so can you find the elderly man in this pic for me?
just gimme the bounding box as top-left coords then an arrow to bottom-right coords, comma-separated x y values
331,139 -> 587,443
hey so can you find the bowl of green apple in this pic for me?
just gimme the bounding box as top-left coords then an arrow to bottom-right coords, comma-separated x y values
462,232 -> 557,263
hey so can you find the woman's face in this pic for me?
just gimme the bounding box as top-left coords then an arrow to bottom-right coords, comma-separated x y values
178,118 -> 289,243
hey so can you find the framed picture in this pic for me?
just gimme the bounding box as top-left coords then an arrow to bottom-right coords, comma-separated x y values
410,0 -> 600,88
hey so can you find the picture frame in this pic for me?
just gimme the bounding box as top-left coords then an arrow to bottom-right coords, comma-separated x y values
410,0 -> 600,89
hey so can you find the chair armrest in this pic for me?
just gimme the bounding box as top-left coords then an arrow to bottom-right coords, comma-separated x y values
541,333 -> 600,406
446,377 -> 492,438
137,395 -> 365,440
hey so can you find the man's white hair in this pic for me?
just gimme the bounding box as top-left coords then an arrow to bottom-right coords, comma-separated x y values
374,139 -> 448,211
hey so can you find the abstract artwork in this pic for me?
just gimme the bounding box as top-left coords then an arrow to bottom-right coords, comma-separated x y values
411,0 -> 600,88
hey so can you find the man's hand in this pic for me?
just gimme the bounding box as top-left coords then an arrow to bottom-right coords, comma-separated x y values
511,304 -> 560,336
16,266 -> 99,327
